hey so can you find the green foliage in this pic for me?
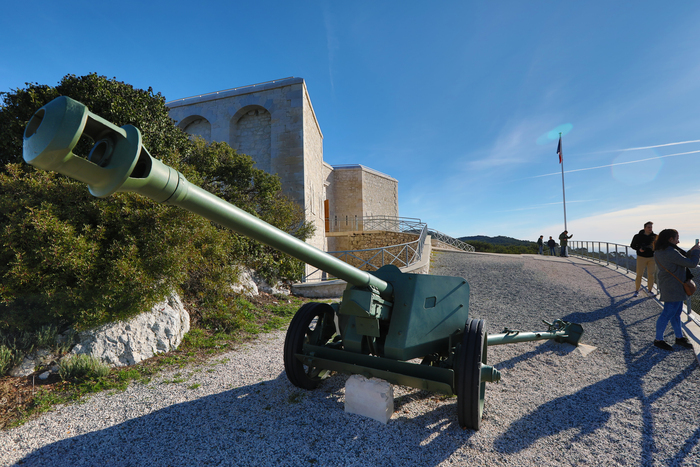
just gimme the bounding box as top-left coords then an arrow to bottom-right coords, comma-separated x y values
0,345 -> 21,376
0,324 -> 76,376
0,74 -> 191,169
466,240 -> 539,255
58,354 -> 111,382
459,235 -> 539,247
0,74 -> 312,335
0,162 -> 230,331
186,138 -> 313,282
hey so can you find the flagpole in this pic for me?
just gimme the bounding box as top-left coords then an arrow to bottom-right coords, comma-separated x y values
558,132 -> 568,232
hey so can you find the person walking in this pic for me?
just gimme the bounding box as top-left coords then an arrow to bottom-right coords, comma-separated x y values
547,236 -> 556,256
631,221 -> 657,297
537,235 -> 544,255
559,231 -> 573,257
652,229 -> 700,351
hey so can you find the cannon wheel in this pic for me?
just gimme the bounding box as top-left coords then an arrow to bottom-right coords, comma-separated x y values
456,318 -> 487,430
284,302 -> 336,390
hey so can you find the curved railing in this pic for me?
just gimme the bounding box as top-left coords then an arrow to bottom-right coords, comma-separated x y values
329,222 -> 428,272
568,240 -> 699,315
301,216 -> 475,282
568,241 -> 635,273
428,229 -> 475,253
301,220 -> 429,282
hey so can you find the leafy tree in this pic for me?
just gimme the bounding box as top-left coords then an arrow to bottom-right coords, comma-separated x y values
185,139 -> 314,282
466,240 -> 539,255
0,74 -> 312,333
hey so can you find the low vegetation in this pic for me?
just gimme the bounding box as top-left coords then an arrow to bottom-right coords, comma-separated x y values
0,74 -> 317,429
459,236 -> 540,254
0,293 -> 314,429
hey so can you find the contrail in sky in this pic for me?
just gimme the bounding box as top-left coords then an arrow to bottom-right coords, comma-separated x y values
528,149 -> 700,179
619,140 -> 700,151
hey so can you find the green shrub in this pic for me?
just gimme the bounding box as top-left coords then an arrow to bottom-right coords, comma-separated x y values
0,74 -> 313,335
58,354 -> 111,382
467,240 -> 539,255
0,345 -> 22,376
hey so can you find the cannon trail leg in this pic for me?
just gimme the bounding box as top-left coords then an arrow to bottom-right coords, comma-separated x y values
457,318 -> 487,430
284,302 -> 336,390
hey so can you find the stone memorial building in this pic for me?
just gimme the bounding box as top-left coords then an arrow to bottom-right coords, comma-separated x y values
166,77 -> 399,264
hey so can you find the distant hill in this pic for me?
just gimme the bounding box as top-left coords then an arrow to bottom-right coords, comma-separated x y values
457,235 -> 539,255
459,235 -> 535,247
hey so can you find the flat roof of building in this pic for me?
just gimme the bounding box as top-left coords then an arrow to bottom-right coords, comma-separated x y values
332,164 -> 397,182
166,77 -> 303,108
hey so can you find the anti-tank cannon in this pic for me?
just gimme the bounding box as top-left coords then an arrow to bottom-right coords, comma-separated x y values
22,96 -> 584,430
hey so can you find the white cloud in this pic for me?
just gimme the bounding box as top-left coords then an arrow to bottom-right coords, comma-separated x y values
467,118 -> 552,170
538,191 -> 700,250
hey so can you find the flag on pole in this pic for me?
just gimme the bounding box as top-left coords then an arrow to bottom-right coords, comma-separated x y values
557,136 -> 563,164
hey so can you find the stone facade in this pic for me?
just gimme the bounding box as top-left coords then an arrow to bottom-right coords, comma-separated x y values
166,78 -> 399,275
325,165 -> 398,234
326,231 -> 419,270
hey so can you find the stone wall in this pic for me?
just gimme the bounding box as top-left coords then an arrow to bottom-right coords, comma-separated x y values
328,231 -> 420,271
167,78 -> 399,271
232,108 -> 272,173
327,167 -> 362,232
326,165 -> 398,232
302,84 -> 326,254
167,78 -> 325,258
362,169 -> 399,218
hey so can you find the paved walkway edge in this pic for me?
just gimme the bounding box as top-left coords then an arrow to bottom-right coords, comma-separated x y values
555,253 -> 700,364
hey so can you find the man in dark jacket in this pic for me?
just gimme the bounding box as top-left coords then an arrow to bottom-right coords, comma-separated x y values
631,221 -> 656,297
547,236 -> 556,256
559,231 -> 573,257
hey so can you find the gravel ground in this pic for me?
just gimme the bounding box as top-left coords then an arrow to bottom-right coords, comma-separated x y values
1,252 -> 699,466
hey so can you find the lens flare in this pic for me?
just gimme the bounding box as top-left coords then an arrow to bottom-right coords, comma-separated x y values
611,148 -> 663,185
536,123 -> 573,145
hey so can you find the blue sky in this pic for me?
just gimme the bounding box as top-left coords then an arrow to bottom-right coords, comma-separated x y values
3,1 -> 700,249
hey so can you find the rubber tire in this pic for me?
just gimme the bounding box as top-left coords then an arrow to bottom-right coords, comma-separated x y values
283,302 -> 335,390
456,318 -> 487,430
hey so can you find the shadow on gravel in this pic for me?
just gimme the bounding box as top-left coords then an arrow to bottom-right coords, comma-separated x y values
15,372 -> 469,467
494,262 -> 700,464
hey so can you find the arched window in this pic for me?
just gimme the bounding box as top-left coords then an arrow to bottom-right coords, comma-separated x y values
230,106 -> 272,173
178,115 -> 211,141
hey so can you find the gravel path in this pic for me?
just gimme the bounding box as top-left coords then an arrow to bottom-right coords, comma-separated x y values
1,252 -> 699,466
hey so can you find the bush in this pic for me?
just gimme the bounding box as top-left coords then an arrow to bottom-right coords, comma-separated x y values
186,139 -> 314,283
0,74 -> 313,335
467,240 -> 539,255
0,345 -> 21,376
58,354 -> 111,382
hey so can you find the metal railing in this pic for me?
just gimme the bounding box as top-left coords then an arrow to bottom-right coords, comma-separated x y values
567,240 -> 699,316
568,241 -> 635,273
302,215 -> 475,283
326,215 -> 425,234
330,222 -> 428,272
429,229 -> 476,253
302,221 -> 428,282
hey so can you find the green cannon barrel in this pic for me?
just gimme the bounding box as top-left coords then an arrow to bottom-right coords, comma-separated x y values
22,96 -> 393,299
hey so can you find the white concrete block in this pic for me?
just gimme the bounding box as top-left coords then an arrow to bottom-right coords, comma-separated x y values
344,375 -> 394,424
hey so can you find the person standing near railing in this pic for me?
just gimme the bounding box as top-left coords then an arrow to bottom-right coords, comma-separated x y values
559,231 -> 573,257
631,221 -> 657,297
547,236 -> 557,256
652,229 -> 700,351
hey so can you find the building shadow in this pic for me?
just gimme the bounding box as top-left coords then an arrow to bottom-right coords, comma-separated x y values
493,262 -> 700,464
15,371 -> 468,467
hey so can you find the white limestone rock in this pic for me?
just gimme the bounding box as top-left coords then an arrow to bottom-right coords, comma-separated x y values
344,375 -> 394,424
230,267 -> 259,297
70,293 -> 190,367
9,349 -> 55,377
256,276 -> 290,296
231,266 -> 290,296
